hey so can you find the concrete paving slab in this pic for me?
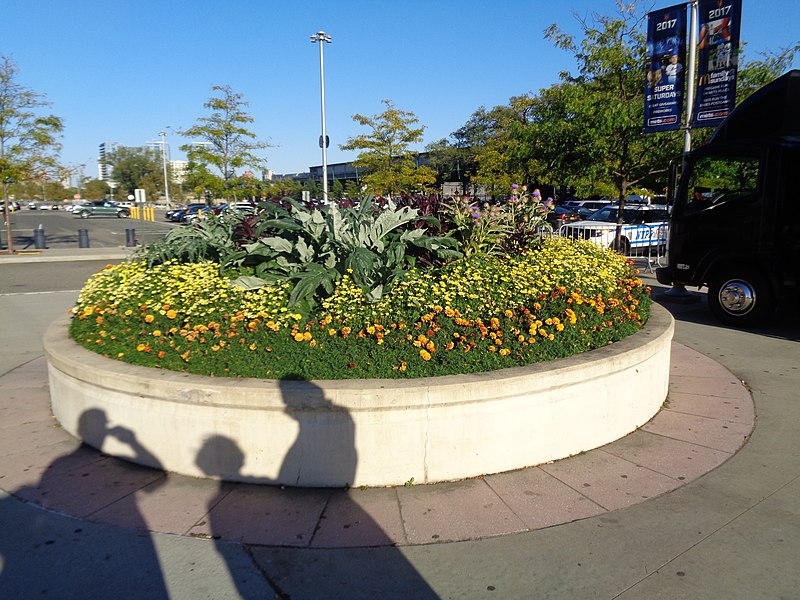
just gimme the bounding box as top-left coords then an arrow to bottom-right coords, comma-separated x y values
485,467 -> 606,529
398,478 -> 528,544
643,410 -> 752,453
541,450 -> 683,511
92,474 -> 223,536
602,429 -> 733,481
185,483 -> 330,546
311,487 -> 406,548
14,456 -> 165,518
666,390 -> 755,424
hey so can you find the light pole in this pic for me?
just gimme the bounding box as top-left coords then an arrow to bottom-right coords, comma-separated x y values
159,131 -> 171,209
310,30 -> 332,203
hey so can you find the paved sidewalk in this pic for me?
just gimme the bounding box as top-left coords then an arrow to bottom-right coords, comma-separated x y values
3,250 -> 799,599
0,343 -> 753,549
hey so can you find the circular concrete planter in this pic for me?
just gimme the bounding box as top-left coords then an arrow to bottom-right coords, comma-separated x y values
44,304 -> 673,488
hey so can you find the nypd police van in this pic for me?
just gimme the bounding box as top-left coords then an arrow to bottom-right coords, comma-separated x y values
559,203 -> 670,255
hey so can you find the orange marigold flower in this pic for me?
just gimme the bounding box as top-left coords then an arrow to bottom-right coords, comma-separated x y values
157,351 -> 166,359
144,314 -> 155,323
165,309 -> 178,320
303,331 -> 313,341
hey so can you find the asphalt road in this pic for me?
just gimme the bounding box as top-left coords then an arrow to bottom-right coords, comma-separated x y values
2,208 -> 177,250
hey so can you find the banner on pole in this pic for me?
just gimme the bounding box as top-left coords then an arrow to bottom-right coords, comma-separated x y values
644,3 -> 687,133
691,0 -> 742,127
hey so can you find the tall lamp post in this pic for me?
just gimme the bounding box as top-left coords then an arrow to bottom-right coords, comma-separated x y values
159,131 -> 171,209
310,31 -> 332,203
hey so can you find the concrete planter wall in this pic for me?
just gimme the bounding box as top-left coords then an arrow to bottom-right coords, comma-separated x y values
44,304 -> 673,488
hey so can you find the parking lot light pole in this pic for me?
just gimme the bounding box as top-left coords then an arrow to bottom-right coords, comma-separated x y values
310,31 -> 331,203
159,131 -> 171,210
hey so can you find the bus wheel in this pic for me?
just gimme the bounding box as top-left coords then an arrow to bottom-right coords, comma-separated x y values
707,269 -> 775,327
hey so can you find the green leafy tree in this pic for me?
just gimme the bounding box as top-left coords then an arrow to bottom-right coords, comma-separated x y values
0,56 -> 63,251
340,99 -> 436,196
82,179 -> 111,200
179,85 -> 271,201
543,3 -> 683,205
107,146 -> 163,201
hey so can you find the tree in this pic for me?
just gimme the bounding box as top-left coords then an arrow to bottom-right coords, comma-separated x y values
0,56 -> 63,252
544,3 -> 683,202
82,179 -> 111,200
179,85 -> 270,201
340,99 -> 436,196
107,146 -> 163,201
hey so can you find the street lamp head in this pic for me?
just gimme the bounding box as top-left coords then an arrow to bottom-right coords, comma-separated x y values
310,31 -> 331,43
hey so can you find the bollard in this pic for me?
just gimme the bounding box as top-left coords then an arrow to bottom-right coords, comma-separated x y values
125,228 -> 137,247
34,226 -> 47,249
78,229 -> 90,248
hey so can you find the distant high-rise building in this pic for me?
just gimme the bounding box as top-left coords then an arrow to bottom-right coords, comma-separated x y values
98,141 -> 120,181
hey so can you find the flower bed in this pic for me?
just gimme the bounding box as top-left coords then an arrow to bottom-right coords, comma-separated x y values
69,237 -> 651,380
46,304 -> 673,487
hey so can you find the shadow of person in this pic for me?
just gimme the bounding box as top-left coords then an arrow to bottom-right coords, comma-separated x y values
194,377 -> 438,599
0,408 -> 170,599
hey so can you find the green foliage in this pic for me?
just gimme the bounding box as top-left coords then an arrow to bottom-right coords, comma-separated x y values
106,146 -> 163,198
136,196 -> 461,310
70,238 -> 651,380
179,85 -> 271,200
0,56 -> 63,207
340,99 -> 436,196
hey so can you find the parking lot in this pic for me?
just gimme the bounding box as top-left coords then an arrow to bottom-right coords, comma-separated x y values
1,207 -> 177,250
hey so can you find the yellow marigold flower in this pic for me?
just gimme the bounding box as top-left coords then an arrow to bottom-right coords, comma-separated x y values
445,342 -> 455,351
426,340 -> 435,352
212,344 -> 221,351
309,340 -> 318,348
548,334 -> 555,341
166,310 -> 178,319
249,343 -> 258,351
83,306 -> 94,317
556,324 -> 565,332
153,330 -> 162,337
504,309 -> 513,317
419,349 -> 432,361
399,361 -> 407,371
341,326 -> 352,336
489,345 -> 497,352
293,332 -> 305,342
303,331 -> 313,341
328,328 -> 337,336
499,348 -> 511,356
136,344 -> 147,352
145,314 -> 155,323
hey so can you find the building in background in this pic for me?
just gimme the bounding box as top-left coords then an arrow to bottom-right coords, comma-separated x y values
97,141 -> 120,181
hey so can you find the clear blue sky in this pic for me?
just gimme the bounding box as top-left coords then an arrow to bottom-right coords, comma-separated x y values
4,0 -> 799,180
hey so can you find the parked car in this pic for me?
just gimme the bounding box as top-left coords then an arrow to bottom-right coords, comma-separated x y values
559,204 -> 670,255
168,203 -> 208,222
72,200 -> 130,219
7,201 -> 21,212
214,202 -> 256,215
562,199 -> 613,212
179,205 -> 208,224
546,206 -> 583,229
